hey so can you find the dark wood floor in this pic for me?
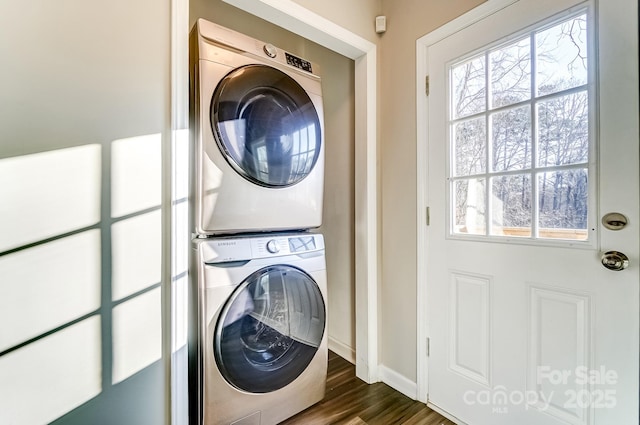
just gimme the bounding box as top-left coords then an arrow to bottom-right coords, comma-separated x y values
281,352 -> 456,425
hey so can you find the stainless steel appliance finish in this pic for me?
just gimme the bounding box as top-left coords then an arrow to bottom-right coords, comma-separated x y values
192,232 -> 328,425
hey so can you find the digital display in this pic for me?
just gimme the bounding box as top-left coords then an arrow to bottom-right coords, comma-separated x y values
285,53 -> 313,73
288,236 -> 316,253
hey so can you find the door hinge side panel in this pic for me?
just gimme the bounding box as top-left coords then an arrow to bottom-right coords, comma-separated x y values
426,206 -> 430,226
425,75 -> 430,96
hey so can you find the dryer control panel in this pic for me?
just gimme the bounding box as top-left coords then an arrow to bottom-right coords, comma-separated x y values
285,52 -> 313,73
197,19 -> 320,79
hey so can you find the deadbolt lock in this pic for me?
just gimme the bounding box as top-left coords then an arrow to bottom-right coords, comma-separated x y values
602,212 -> 628,231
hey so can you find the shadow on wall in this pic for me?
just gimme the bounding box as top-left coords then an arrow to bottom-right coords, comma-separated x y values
0,136 -> 164,425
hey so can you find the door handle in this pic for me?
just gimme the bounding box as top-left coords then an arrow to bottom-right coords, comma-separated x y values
601,251 -> 629,271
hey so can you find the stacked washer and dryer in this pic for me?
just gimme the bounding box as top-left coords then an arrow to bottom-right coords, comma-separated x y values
189,19 -> 328,425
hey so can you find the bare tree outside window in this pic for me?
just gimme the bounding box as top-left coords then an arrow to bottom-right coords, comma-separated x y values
449,12 -> 590,240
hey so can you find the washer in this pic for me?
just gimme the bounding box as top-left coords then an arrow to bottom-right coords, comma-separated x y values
189,19 -> 325,236
191,232 -> 327,425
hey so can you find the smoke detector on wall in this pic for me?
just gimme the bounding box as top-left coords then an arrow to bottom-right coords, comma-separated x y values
375,16 -> 386,34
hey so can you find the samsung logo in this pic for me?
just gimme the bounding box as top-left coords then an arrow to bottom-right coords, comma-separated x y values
216,241 -> 237,246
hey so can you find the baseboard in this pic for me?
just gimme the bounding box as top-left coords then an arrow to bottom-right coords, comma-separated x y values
328,337 -> 356,364
378,365 -> 417,400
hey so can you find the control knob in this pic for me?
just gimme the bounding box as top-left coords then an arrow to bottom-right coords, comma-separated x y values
266,239 -> 280,254
263,43 -> 277,58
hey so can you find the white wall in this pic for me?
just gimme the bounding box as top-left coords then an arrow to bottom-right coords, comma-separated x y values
0,1 -> 171,424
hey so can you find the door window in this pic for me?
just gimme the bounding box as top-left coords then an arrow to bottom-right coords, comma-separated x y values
214,265 -> 325,393
211,65 -> 321,188
449,11 -> 592,241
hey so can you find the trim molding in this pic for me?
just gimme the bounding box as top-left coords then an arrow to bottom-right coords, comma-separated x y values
223,0 -> 373,58
223,0 -> 379,384
415,35 -> 429,405
170,0 -> 189,423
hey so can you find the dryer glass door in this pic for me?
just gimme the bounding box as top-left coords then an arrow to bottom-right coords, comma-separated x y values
214,265 -> 325,393
210,64 -> 322,188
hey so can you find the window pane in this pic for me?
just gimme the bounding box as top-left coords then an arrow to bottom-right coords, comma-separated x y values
536,14 -> 588,96
537,91 -> 589,167
538,169 -> 588,240
454,117 -> 486,176
491,105 -> 531,172
453,179 -> 486,235
447,11 -> 592,244
490,38 -> 531,108
452,56 -> 486,119
490,175 -> 532,237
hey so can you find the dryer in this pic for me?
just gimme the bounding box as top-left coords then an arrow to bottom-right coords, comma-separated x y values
191,232 -> 327,425
189,19 -> 325,236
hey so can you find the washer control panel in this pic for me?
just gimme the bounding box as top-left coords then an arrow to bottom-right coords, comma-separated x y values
201,233 -> 323,264
253,234 -> 319,257
265,239 -> 280,254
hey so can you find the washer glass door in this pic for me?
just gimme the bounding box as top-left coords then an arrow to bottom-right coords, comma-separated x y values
210,64 -> 322,187
214,265 -> 325,393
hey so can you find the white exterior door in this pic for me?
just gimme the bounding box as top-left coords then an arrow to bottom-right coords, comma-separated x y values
423,0 -> 639,424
